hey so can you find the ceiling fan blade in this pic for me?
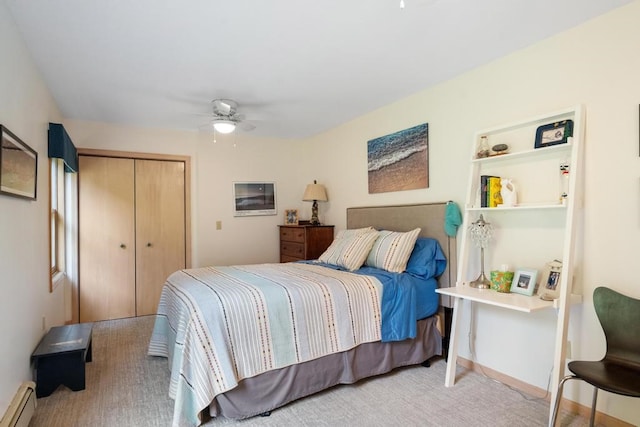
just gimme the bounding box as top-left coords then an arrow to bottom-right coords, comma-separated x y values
197,121 -> 213,131
238,122 -> 256,132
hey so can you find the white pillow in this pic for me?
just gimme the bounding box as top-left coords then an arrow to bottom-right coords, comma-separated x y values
365,228 -> 421,273
318,230 -> 379,271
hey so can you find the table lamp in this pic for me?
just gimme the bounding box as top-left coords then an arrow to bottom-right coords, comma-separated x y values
469,214 -> 493,289
302,180 -> 328,225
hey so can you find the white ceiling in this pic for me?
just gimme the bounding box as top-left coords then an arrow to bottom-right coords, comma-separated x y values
5,0 -> 633,139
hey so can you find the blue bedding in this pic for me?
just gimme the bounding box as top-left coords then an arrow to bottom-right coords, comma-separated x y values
302,261 -> 441,342
355,267 -> 438,342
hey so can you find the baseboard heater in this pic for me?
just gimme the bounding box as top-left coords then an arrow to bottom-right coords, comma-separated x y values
0,382 -> 36,427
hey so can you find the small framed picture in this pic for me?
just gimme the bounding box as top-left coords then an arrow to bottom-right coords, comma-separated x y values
284,209 -> 298,225
537,260 -> 563,300
510,268 -> 538,296
534,120 -> 574,149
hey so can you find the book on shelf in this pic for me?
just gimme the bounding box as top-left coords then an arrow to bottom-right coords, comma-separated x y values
480,175 -> 491,207
480,175 -> 503,208
488,176 -> 503,207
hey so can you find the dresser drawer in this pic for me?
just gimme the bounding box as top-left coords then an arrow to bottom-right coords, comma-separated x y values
281,241 -> 304,258
278,225 -> 334,263
280,227 -> 305,243
280,254 -> 302,263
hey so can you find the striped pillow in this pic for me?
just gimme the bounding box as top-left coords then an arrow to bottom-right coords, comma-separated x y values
365,228 -> 421,273
318,230 -> 379,271
334,226 -> 375,240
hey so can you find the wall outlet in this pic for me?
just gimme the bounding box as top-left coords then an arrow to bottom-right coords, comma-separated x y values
216,221 -> 222,230
566,340 -> 572,359
41,316 -> 46,332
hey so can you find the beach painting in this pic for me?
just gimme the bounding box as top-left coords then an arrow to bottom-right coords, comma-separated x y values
367,123 -> 428,194
233,182 -> 277,216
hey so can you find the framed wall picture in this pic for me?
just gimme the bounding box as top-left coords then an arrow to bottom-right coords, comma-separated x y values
537,260 -> 563,300
232,182 -> 277,217
510,268 -> 538,296
284,209 -> 298,225
534,120 -> 574,149
0,125 -> 37,200
367,123 -> 429,194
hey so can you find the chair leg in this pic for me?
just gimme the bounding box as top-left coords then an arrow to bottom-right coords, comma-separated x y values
551,375 -> 576,427
589,387 -> 598,427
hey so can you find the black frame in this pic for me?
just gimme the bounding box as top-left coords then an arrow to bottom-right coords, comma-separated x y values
0,125 -> 37,200
534,119 -> 574,149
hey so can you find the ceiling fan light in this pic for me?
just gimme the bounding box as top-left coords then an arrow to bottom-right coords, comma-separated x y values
213,120 -> 236,134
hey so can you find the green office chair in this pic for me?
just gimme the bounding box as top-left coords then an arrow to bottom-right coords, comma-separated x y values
551,286 -> 640,426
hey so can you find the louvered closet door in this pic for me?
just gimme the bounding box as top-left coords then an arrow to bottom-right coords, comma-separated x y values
79,156 -> 136,322
135,159 -> 186,316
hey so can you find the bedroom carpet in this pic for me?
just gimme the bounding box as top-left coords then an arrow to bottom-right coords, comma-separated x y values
30,316 -> 593,427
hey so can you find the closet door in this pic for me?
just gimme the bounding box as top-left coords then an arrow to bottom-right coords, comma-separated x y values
135,159 -> 186,316
79,156 -> 136,322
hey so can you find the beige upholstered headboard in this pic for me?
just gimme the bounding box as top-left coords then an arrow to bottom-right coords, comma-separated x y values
346,203 -> 457,308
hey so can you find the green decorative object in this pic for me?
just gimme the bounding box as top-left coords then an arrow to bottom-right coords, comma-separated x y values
490,270 -> 514,293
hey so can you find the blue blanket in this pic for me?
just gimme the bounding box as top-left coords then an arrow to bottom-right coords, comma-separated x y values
303,262 -> 440,342
357,267 -> 438,341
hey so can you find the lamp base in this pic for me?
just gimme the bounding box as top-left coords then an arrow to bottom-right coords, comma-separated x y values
470,245 -> 491,289
310,200 -> 320,225
469,273 -> 491,289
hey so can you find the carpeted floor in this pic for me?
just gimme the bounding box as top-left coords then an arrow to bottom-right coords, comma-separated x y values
30,316 -> 591,427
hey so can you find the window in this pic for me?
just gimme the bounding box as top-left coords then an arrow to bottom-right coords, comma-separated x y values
50,157 -> 65,289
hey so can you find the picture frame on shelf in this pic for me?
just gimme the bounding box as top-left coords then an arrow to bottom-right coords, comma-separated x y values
510,268 -> 538,296
0,125 -> 37,200
534,120 -> 573,149
284,209 -> 298,225
537,260 -> 563,300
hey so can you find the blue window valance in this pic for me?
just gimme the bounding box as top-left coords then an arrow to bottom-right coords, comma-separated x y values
48,123 -> 78,172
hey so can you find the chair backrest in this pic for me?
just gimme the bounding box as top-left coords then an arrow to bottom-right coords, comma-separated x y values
593,286 -> 640,366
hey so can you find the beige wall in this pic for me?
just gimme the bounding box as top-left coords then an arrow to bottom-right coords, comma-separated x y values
0,2 -> 65,413
63,119 -> 305,267
2,0 -> 640,424
305,2 -> 640,424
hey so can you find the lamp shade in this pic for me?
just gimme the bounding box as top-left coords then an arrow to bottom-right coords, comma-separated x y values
302,182 -> 328,202
213,120 -> 236,134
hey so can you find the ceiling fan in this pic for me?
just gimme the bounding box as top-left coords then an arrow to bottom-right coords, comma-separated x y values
209,99 -> 256,134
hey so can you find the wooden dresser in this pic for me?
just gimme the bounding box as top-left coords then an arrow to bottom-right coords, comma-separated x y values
279,225 -> 334,262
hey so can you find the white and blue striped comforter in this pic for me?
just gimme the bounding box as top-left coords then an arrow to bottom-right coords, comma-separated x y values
148,262 -> 383,427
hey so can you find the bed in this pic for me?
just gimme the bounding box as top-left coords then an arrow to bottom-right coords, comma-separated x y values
148,203 -> 457,427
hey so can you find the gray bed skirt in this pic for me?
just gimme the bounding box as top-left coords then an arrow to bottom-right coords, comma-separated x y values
208,315 -> 442,420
